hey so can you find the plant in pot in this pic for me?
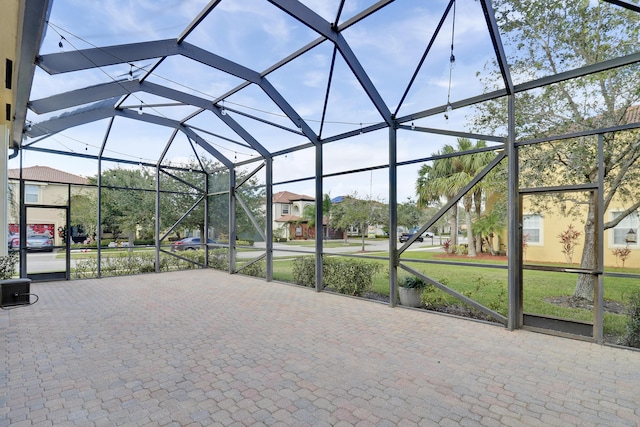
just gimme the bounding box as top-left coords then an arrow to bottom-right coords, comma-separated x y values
398,275 -> 427,307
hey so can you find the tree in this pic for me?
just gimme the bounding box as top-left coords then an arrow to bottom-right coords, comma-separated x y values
472,211 -> 505,256
417,138 -> 495,256
91,167 -> 155,246
300,193 -> 332,240
417,145 -> 460,251
69,190 -> 98,242
397,198 -> 423,231
474,1 -> 640,301
331,192 -> 388,252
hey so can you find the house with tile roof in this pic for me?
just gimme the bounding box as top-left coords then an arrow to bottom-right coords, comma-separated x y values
7,166 -> 89,245
272,191 -> 316,240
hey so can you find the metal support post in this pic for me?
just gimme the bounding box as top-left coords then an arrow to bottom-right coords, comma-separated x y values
19,152 -> 26,278
204,173 -> 210,268
594,134 -> 605,343
315,142 -> 323,291
229,167 -> 237,273
97,158 -> 102,277
266,158 -> 273,281
0,125 -> 8,256
154,164 -> 161,272
389,124 -> 398,307
507,94 -> 521,330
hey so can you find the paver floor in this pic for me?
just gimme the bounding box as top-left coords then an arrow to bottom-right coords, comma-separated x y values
2,269 -> 640,426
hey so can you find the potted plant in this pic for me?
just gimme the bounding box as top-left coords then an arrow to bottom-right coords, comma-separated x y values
398,275 -> 427,307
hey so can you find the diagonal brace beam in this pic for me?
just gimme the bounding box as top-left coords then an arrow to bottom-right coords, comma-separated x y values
400,263 -> 507,324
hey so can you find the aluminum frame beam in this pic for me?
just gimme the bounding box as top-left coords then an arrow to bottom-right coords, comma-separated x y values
12,0 -> 53,148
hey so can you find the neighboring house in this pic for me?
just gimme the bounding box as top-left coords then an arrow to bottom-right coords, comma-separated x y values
8,166 -> 89,246
272,191 -> 315,240
519,202 -> 638,269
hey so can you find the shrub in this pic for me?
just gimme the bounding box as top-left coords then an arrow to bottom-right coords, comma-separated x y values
238,261 -> 266,278
612,245 -> 632,268
292,256 -> 382,296
453,244 -> 468,255
208,248 -> 230,271
557,224 -> 581,264
0,252 -> 18,279
292,256 -> 316,287
323,257 -> 381,296
421,282 -> 449,309
624,290 -> 640,348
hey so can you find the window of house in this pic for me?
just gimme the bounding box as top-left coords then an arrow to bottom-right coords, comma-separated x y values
523,214 -> 542,245
612,211 -> 638,246
25,185 -> 39,203
281,204 -> 290,215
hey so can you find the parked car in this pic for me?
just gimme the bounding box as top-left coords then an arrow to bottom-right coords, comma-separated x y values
8,233 -> 16,251
399,231 -> 435,243
10,234 -> 54,252
170,237 -> 217,251
399,232 -> 423,243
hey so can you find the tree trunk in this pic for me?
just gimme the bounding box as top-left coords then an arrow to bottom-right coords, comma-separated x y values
128,232 -> 135,252
449,206 -> 457,252
464,195 -> 477,257
474,189 -> 483,254
487,234 -> 496,256
573,202 -> 596,302
361,229 -> 366,252
466,208 -> 476,256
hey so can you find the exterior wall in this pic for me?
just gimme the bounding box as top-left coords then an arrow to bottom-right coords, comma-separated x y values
520,201 -> 639,269
1,0 -> 20,255
8,180 -> 70,246
272,198 -> 314,240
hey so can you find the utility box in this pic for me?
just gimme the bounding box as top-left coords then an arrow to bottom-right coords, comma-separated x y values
1,278 -> 32,308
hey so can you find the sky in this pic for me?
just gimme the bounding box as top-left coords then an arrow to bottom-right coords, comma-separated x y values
13,0 -> 510,203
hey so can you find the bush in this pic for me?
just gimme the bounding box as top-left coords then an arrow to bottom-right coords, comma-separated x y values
208,248 -> 229,271
624,290 -> 640,348
238,260 -> 266,278
292,256 -> 382,296
292,256 -> 316,287
324,257 -> 381,296
421,282 -> 449,309
453,244 -> 468,255
0,252 -> 18,279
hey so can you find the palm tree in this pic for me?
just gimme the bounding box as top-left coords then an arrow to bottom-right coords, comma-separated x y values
455,139 -> 496,256
417,138 -> 495,256
417,144 -> 460,251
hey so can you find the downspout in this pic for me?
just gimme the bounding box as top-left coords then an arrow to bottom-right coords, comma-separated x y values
9,146 -> 19,159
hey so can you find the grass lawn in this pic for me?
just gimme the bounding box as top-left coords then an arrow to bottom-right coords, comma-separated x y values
281,240 -> 365,248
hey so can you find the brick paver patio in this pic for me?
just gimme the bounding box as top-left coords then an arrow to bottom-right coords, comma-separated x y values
2,269 -> 639,426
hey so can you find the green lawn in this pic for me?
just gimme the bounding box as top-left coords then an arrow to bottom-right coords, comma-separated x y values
281,240 -> 365,248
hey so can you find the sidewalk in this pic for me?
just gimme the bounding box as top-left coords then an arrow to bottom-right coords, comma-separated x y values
2,269 -> 639,426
